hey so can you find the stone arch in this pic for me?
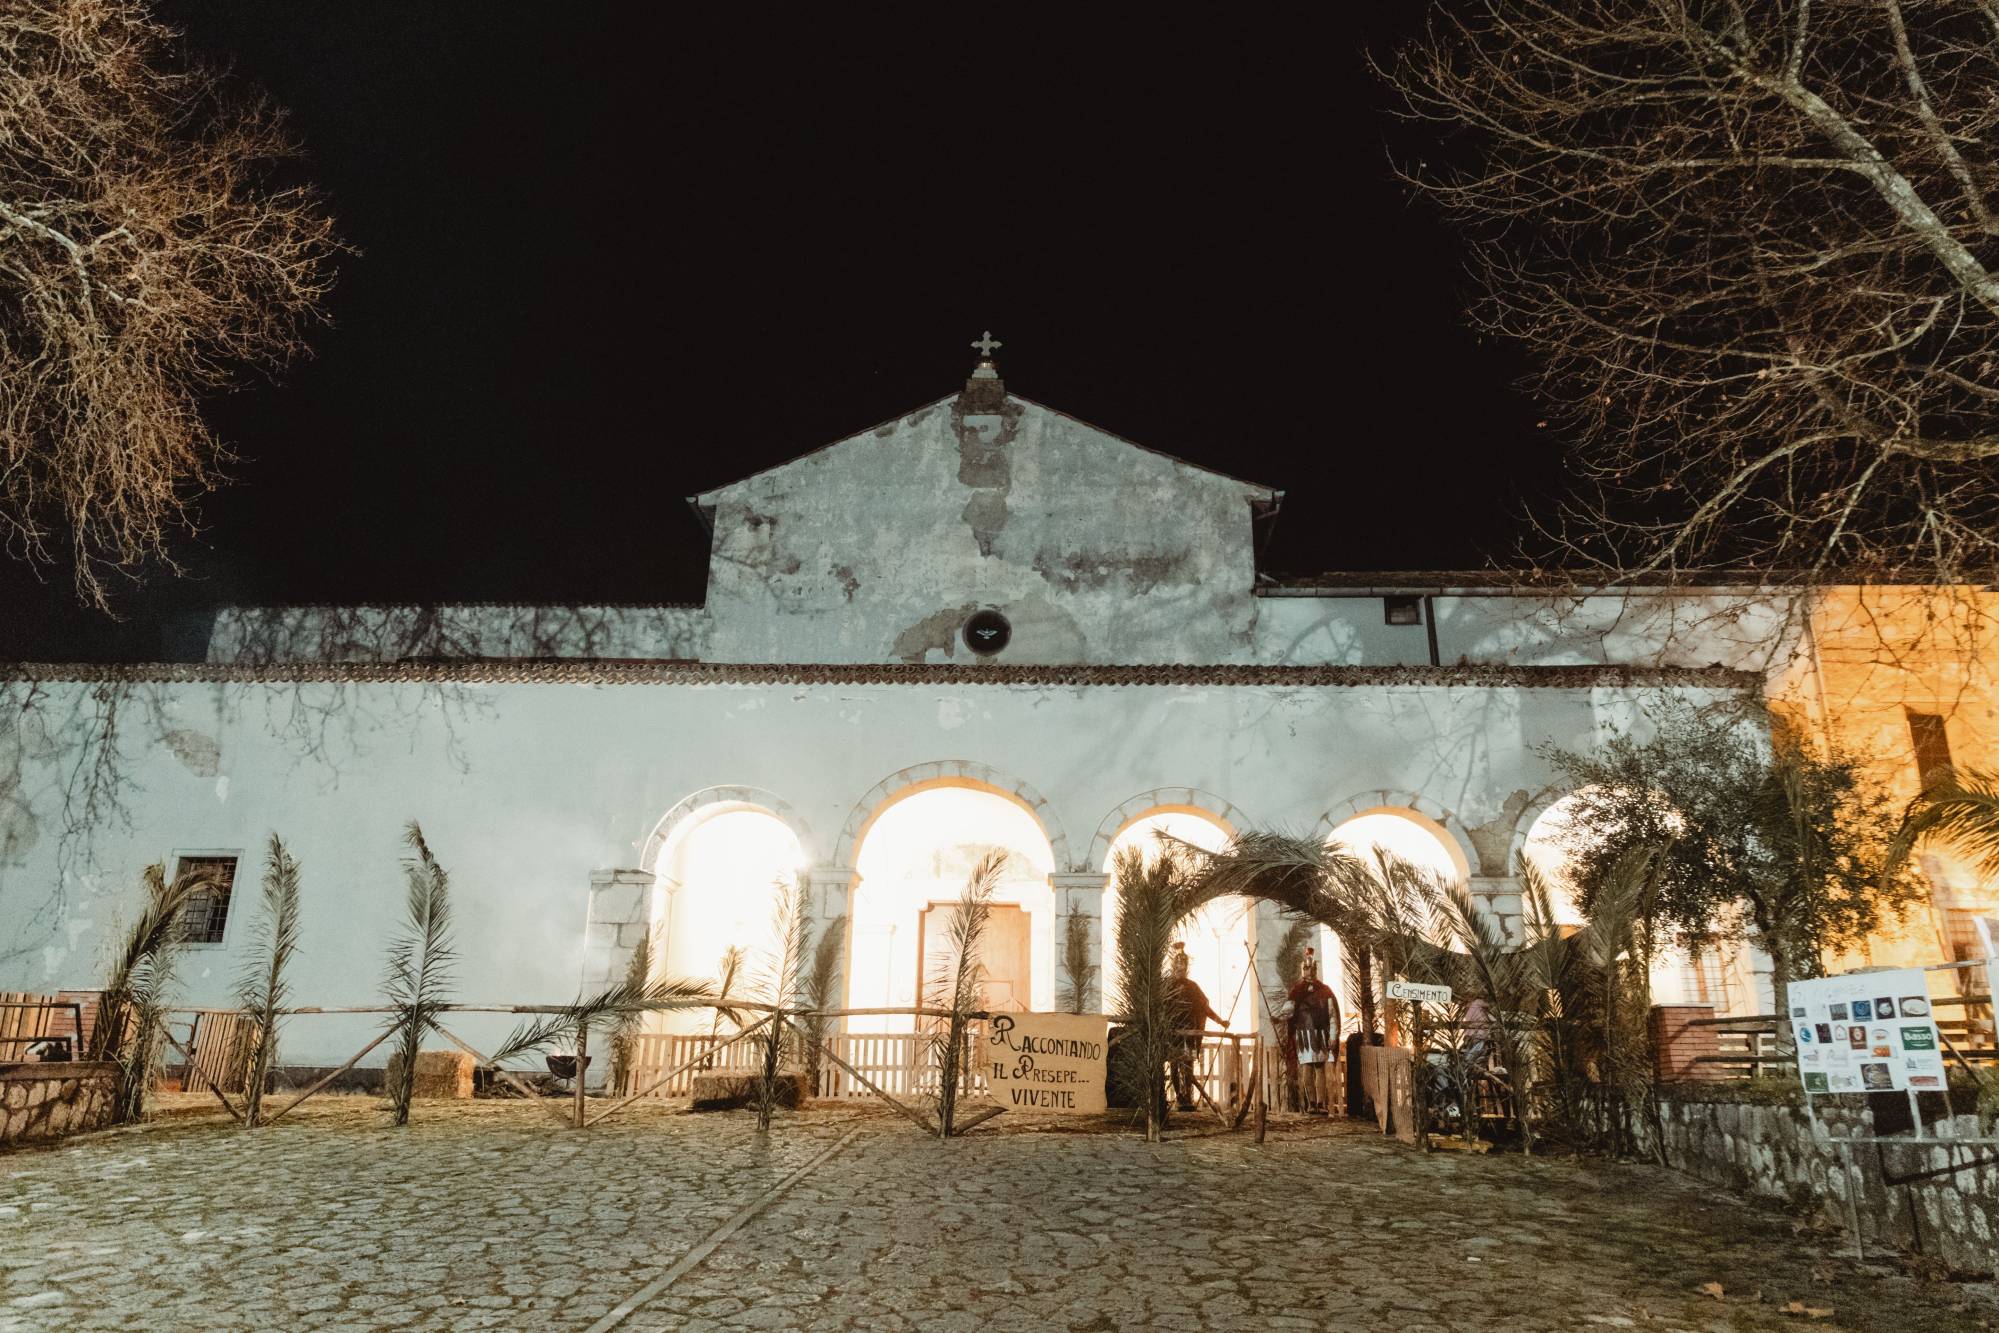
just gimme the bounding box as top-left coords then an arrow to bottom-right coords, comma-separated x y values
1505,786 -> 1573,878
1317,788 -> 1477,882
832,760 -> 1071,872
1085,788 -> 1248,871
639,785 -> 817,874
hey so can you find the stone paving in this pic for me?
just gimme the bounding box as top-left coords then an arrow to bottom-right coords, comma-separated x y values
1,1097 -> 1994,1331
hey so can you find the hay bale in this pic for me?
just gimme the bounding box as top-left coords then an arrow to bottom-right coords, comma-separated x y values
386,1049 -> 475,1099
688,1070 -> 810,1112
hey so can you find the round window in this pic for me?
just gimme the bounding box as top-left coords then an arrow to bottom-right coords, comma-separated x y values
962,608 -> 1011,656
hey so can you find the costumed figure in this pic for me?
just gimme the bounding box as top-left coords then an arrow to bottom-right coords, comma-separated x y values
1286,948 -> 1339,1114
1166,941 -> 1226,1112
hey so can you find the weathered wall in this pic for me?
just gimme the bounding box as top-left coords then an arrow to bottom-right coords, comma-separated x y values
0,667 -> 1746,1066
205,604 -> 711,665
1658,1092 -> 1999,1277
697,396 -> 1273,665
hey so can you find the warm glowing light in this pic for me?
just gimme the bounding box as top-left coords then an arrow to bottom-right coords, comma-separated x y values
1519,794 -> 1594,928
1101,811 -> 1252,1030
1329,810 -> 1464,883
850,785 -> 1056,1031
654,805 -> 805,1032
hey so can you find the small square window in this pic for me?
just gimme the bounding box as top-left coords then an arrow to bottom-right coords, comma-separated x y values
1383,596 -> 1423,626
174,854 -> 239,945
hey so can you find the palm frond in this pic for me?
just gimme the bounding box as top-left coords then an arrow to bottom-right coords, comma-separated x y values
607,929 -> 657,1095
383,820 -> 456,1126
754,875 -> 811,1129
235,833 -> 304,1126
486,971 -> 721,1069
796,914 -> 847,1090
1109,844 -> 1183,1138
95,862 -> 203,1122
925,848 -> 1010,1136
1892,767 -> 1999,881
1057,910 -> 1097,1014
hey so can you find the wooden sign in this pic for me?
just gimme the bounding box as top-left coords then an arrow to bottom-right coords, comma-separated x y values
1386,980 -> 1453,1005
982,1011 -> 1108,1114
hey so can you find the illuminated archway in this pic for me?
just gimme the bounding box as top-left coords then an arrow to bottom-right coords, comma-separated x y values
849,784 -> 1057,1032
651,801 -> 808,1033
1517,793 -> 1593,931
1100,809 -> 1251,1029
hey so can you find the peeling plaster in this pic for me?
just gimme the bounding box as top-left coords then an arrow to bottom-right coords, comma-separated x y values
891,603 -> 980,664
162,727 -> 221,778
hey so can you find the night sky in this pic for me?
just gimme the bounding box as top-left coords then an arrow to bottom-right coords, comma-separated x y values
3,7 -> 1557,659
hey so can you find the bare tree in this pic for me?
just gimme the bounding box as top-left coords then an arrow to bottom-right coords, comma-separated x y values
0,0 -> 343,610
1386,2 -> 1999,586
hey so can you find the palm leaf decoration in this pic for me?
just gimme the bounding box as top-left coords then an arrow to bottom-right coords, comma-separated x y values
383,821 -> 455,1127
925,849 -> 1010,1137
1109,843 -> 1183,1140
795,914 -> 846,1093
235,834 -> 304,1127
607,929 -> 657,1095
704,944 -> 746,1059
1891,767 -> 1999,882
753,874 -> 811,1131
485,971 -> 721,1070
93,863 -> 203,1123
1057,909 -> 1096,1015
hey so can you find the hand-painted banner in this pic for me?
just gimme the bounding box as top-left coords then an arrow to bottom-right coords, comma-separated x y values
982,1011 -> 1108,1114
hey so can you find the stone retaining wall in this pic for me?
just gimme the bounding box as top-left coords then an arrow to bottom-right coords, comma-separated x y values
1658,1094 -> 1999,1276
0,1061 -> 118,1147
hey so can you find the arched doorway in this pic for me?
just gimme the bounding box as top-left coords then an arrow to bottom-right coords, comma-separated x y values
1322,807 -> 1470,1030
850,784 -> 1057,1032
1100,810 -> 1251,1029
652,804 -> 806,1033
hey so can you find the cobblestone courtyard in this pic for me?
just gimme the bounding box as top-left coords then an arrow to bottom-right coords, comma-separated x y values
2,1099 -> 1993,1331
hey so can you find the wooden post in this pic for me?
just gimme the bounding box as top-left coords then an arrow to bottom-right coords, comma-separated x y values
573,1022 -> 589,1130
1253,1035 -> 1267,1143
262,1025 -> 396,1125
429,1023 -> 574,1128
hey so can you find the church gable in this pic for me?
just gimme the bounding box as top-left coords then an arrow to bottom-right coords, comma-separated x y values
694,361 -> 1278,666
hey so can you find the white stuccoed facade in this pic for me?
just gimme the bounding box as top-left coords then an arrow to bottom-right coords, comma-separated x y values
1,363 -> 1829,1065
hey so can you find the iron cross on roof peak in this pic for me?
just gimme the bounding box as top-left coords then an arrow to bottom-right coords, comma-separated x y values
971,331 -> 1002,360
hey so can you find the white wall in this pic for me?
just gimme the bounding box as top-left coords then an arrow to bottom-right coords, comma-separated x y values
0,672 -> 1748,1063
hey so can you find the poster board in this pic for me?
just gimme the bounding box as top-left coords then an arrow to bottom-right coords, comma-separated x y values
982,1012 -> 1108,1114
1789,968 -> 1946,1095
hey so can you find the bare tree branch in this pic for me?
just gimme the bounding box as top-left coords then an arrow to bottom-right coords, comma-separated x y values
0,1 -> 346,610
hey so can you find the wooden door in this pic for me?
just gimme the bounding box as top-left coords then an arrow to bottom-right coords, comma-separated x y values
918,903 -> 1031,1013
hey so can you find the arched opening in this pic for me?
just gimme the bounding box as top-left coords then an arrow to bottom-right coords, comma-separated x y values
652,804 -> 806,1033
850,783 -> 1057,1032
1100,810 -> 1250,1029
1329,807 -> 1469,883
1518,794 -> 1593,933
1324,807 -> 1469,1024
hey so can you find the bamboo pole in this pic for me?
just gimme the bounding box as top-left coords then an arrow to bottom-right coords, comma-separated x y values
585,1016 -> 776,1127
817,1038 -> 938,1134
160,1029 -> 244,1124
260,1026 -> 398,1125
428,1022 -> 575,1128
